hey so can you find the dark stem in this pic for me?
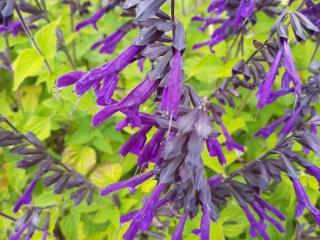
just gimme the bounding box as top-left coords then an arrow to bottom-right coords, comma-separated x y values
310,35 -> 320,63
69,0 -> 77,65
14,5 -> 52,74
171,0 -> 175,37
0,212 -> 16,222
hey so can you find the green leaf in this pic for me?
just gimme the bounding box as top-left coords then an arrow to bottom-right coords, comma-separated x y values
12,48 -> 44,90
25,116 -> 52,140
60,210 -> 80,240
62,145 -> 96,175
35,18 -> 61,59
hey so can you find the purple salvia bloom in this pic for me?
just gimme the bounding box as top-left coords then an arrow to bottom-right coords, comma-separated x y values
0,20 -> 22,36
206,136 -> 226,165
96,74 -> 119,105
123,183 -> 166,240
9,223 -> 29,240
75,2 -> 118,31
257,49 -> 282,109
120,210 -> 139,224
56,71 -> 85,88
251,202 -> 285,233
242,206 -> 270,239
290,178 -> 320,224
282,39 -> 301,95
207,174 -> 224,187
100,171 -> 155,196
137,129 -> 165,168
281,72 -> 291,89
191,16 -> 224,32
138,58 -> 145,72
208,0 -> 226,14
119,125 -> 152,157
255,116 -> 288,139
13,176 -> 40,213
92,77 -> 159,127
91,21 -> 135,55
305,164 -> 320,186
193,20 -> 230,51
279,105 -> 302,138
255,195 -> 285,221
75,45 -> 143,96
91,30 -> 126,54
269,88 -> 294,104
219,123 -> 244,152
200,204 -> 210,240
166,50 -> 183,117
172,212 -> 188,240
234,0 -> 256,27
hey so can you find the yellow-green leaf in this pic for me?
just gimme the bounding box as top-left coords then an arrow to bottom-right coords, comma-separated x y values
13,48 -> 44,90
25,116 -> 52,140
62,145 -> 96,175
35,18 -> 61,59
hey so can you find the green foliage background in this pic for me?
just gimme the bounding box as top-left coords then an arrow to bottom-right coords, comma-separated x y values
0,0 -> 319,239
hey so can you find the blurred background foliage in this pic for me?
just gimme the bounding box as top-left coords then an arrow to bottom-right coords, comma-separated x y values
0,0 -> 319,239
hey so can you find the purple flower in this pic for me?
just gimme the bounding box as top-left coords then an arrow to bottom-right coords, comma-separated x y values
207,174 -> 224,187
279,106 -> 302,138
251,202 -> 285,233
0,20 -> 23,36
207,0 -> 226,14
95,73 -> 119,105
172,212 -> 188,240
219,123 -> 244,152
120,210 -> 139,224
255,195 -> 285,221
200,204 -> 210,240
119,125 -> 152,157
191,16 -> 224,32
234,0 -> 256,27
242,206 -> 270,239
100,171 -> 155,196
255,116 -> 288,139
138,58 -> 145,72
56,71 -> 85,88
75,45 -> 143,96
290,177 -> 320,224
206,136 -> 226,165
166,50 -> 183,117
9,223 -> 29,240
257,49 -> 282,109
92,77 -> 159,127
91,21 -> 135,55
13,176 -> 40,213
282,39 -> 301,95
305,164 -> 320,186
137,129 -> 165,168
76,2 -> 118,31
123,183 -> 166,240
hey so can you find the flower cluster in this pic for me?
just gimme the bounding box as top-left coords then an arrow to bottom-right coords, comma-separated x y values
192,0 -> 282,52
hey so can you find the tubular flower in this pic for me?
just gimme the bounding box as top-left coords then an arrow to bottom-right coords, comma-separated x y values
206,136 -> 226,165
291,178 -> 320,224
91,21 -> 136,55
219,122 -> 244,152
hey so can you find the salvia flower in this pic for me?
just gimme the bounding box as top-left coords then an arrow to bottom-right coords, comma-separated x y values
13,174 -> 41,213
257,49 -> 282,109
255,116 -> 288,139
0,0 -> 15,26
206,136 -> 226,165
172,212 -> 188,240
100,171 -> 155,196
75,0 -> 122,31
305,164 -> 320,187
92,77 -> 159,127
281,39 -> 301,95
91,21 -> 136,55
242,206 -> 270,239
123,183 -> 166,240
199,204 -> 210,240
290,177 -> 320,224
219,122 -> 244,152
